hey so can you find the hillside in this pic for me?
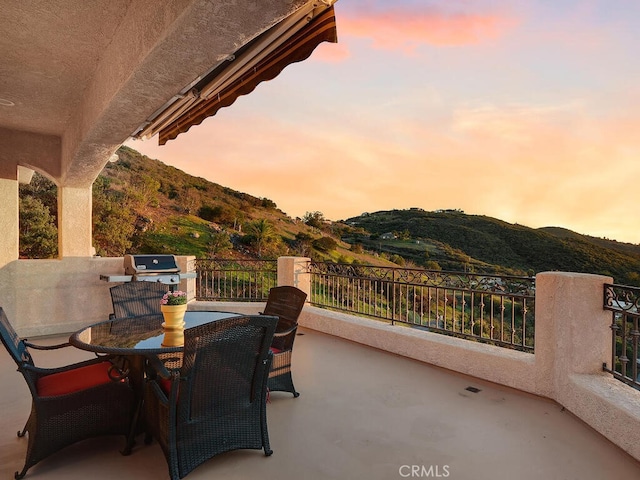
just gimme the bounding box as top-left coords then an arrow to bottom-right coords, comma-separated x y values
345,209 -> 640,284
539,227 -> 640,257
92,146 -> 395,266
19,146 -> 640,286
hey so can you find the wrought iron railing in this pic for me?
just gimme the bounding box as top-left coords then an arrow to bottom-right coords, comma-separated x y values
309,262 -> 535,352
194,259 -> 277,301
603,284 -> 640,391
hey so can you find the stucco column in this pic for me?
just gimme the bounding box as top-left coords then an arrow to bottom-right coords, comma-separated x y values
58,186 -> 95,257
176,255 -> 196,301
0,177 -> 19,267
534,271 -> 612,399
277,256 -> 311,299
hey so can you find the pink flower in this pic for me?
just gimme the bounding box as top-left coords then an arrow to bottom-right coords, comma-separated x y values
161,290 -> 187,305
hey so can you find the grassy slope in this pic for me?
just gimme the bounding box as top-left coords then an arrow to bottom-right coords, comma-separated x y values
103,148 -> 640,284
103,147 -> 396,266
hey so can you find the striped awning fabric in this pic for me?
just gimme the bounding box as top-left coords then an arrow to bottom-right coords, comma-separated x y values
135,4 -> 338,145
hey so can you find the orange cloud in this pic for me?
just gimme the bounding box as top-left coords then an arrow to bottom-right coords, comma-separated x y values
451,102 -> 583,146
126,86 -> 640,244
340,9 -> 517,53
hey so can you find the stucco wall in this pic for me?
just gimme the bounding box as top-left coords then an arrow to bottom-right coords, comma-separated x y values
294,271 -> 640,462
0,255 -> 196,337
0,257 -> 121,336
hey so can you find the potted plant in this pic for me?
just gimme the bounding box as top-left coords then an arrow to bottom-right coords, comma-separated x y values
160,290 -> 188,329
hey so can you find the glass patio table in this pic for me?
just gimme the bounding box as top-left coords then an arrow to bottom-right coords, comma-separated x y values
70,311 -> 241,354
69,311 -> 241,453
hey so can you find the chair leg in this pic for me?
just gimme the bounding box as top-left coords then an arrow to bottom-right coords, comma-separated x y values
17,411 -> 31,438
16,422 -> 29,478
268,371 -> 299,397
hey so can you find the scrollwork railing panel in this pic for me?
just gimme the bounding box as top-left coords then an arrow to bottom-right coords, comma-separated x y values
604,283 -> 640,314
310,262 -> 535,352
195,259 -> 277,301
603,283 -> 640,391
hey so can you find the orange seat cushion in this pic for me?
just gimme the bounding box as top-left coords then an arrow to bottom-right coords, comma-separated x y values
37,361 -> 115,397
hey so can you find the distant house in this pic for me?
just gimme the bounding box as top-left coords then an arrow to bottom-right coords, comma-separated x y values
380,232 -> 397,240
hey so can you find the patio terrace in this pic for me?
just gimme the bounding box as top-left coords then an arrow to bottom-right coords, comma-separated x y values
6,3 -> 638,477
2,325 -> 640,480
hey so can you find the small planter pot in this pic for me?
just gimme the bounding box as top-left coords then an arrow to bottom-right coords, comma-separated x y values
161,304 -> 187,329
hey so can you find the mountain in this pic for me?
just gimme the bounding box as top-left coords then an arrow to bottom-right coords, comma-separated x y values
20,146 -> 640,286
91,146 -> 395,266
344,209 -> 640,284
539,226 -> 640,257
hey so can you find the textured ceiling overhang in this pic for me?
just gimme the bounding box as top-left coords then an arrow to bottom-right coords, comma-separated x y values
132,2 -> 338,145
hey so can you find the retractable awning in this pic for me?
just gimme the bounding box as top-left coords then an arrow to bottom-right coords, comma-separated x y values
132,1 -> 338,145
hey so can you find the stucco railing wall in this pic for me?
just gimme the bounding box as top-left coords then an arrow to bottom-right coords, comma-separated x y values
2,255 -> 639,461
0,255 -> 196,337
274,258 -> 640,462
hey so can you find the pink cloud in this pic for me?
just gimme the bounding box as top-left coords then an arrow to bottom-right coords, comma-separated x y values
311,41 -> 351,63
340,8 -> 517,53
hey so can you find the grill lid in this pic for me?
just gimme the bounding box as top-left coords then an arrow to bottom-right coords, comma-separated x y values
124,254 -> 180,275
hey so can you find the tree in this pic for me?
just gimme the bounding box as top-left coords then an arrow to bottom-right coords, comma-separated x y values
20,172 -> 58,217
198,204 -> 238,227
293,232 -> 315,256
233,211 -> 245,231
207,231 -> 232,257
391,254 -> 405,266
92,176 -> 137,256
180,187 -> 201,214
198,205 -> 218,222
398,229 -> 411,240
312,236 -> 337,252
129,174 -> 160,214
261,197 -> 277,209
303,211 -> 325,229
244,219 -> 277,257
19,196 -> 58,258
425,261 -> 442,271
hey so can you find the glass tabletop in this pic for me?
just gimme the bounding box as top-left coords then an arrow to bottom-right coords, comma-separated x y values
69,311 -> 242,354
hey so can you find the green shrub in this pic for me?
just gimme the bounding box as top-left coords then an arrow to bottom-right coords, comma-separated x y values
313,236 -> 338,252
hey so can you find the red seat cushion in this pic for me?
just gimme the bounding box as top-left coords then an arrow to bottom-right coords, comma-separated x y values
270,347 -> 282,354
37,361 -> 115,397
159,378 -> 172,396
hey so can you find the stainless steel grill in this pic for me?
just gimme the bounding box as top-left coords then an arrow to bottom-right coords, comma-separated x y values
100,254 -> 196,285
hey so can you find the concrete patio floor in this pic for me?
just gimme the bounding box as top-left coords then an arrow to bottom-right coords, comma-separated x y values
2,327 -> 640,480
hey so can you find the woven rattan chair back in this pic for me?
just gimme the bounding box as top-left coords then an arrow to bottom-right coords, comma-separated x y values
109,281 -> 169,318
263,286 -> 307,348
144,315 -> 277,480
0,307 -> 135,479
262,286 -> 306,396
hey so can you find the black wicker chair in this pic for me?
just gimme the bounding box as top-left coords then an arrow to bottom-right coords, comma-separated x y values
261,286 -> 307,397
0,307 -> 135,479
109,281 -> 169,319
143,315 -> 278,480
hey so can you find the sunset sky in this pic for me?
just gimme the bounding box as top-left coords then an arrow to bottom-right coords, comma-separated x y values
126,0 -> 640,244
